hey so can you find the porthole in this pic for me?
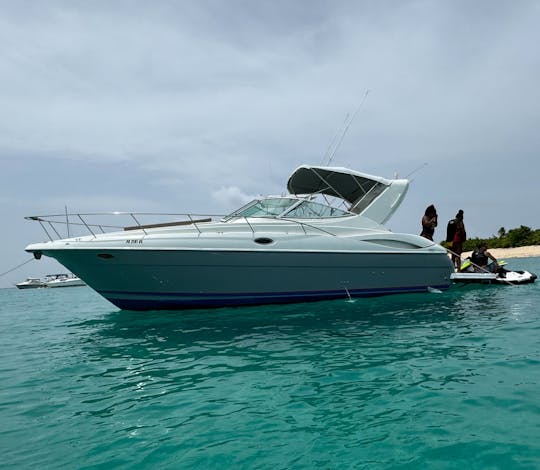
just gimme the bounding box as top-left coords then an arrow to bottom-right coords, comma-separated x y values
254,237 -> 274,245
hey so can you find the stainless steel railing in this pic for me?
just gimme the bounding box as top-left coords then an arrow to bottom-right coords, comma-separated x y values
25,212 -> 342,241
25,212 -> 222,241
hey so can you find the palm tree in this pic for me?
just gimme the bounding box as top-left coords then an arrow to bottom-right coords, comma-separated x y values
498,227 -> 506,238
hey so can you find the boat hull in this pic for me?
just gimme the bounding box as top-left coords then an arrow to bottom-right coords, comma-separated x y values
46,278 -> 86,288
35,248 -> 453,310
16,283 -> 46,289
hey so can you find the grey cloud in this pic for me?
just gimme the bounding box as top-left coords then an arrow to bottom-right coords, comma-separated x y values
1,0 -> 539,287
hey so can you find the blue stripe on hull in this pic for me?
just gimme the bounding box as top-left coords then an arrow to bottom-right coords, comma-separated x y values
99,284 -> 451,311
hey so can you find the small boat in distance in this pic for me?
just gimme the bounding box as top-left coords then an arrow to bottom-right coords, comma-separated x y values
24,165 -> 455,310
44,273 -> 86,288
16,277 -> 47,289
15,274 -> 85,289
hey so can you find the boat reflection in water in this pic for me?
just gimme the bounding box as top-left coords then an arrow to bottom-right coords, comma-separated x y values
24,165 -> 454,310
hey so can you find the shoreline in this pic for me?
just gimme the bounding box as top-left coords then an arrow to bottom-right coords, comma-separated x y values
460,245 -> 540,260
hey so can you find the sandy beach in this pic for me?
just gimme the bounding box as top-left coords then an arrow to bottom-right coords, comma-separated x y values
460,245 -> 540,260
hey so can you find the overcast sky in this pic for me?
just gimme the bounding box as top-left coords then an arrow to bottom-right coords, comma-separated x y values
1,0 -> 539,287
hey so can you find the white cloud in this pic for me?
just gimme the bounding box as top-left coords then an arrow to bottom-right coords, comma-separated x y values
211,185 -> 257,212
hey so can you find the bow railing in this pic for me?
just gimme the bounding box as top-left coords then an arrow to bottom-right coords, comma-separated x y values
25,212 -> 223,241
25,212 -> 343,241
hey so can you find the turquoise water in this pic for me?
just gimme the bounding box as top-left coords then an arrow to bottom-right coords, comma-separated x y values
1,258 -> 540,469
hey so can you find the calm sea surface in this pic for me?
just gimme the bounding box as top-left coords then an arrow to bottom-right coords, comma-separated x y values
1,258 -> 540,469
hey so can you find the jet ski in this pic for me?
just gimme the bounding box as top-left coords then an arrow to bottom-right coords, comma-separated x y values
450,259 -> 537,285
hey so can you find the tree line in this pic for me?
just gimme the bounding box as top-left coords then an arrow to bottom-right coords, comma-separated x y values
441,225 -> 540,252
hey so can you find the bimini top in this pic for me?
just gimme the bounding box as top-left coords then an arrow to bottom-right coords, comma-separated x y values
287,165 -> 409,225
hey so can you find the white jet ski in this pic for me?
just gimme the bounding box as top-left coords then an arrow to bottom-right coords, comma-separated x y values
451,259 -> 537,285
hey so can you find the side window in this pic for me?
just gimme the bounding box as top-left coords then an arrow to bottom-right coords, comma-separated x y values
284,201 -> 349,218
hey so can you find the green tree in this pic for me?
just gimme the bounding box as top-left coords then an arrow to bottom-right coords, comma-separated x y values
507,225 -> 532,247
441,225 -> 539,250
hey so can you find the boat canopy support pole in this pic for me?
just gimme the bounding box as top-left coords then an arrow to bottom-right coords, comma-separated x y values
311,168 -> 349,203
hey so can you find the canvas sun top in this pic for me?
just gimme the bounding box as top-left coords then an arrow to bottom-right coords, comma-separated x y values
286,165 -> 409,225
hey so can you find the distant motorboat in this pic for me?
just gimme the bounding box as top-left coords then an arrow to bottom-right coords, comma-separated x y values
16,277 -> 47,289
44,273 -> 85,288
15,273 -> 85,289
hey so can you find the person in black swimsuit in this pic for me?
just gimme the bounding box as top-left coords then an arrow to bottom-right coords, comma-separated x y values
420,204 -> 438,241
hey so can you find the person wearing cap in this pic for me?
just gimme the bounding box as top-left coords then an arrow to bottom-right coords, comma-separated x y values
451,210 -> 466,270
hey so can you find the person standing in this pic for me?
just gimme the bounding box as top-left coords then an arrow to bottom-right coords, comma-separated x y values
420,205 -> 438,241
451,210 -> 466,270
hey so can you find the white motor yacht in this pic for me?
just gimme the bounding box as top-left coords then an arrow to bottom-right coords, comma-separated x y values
15,277 -> 47,289
24,165 -> 454,310
44,273 -> 86,288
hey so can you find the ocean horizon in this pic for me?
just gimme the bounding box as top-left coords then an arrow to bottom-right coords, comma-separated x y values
1,257 -> 539,469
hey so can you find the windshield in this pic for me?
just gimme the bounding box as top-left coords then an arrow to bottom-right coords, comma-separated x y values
224,197 -> 351,220
282,200 -> 349,218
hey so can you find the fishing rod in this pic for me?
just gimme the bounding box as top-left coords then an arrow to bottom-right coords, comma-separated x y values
405,162 -> 429,181
322,89 -> 370,166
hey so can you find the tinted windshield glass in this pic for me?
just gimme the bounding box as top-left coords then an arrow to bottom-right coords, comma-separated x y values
226,198 -> 298,218
283,200 -> 350,218
225,198 -> 350,219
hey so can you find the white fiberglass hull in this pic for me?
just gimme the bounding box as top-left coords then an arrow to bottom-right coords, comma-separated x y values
27,246 -> 453,310
45,277 -> 86,288
16,281 -> 46,289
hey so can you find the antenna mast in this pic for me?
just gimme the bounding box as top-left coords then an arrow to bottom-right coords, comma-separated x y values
405,162 -> 429,181
324,89 -> 370,166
